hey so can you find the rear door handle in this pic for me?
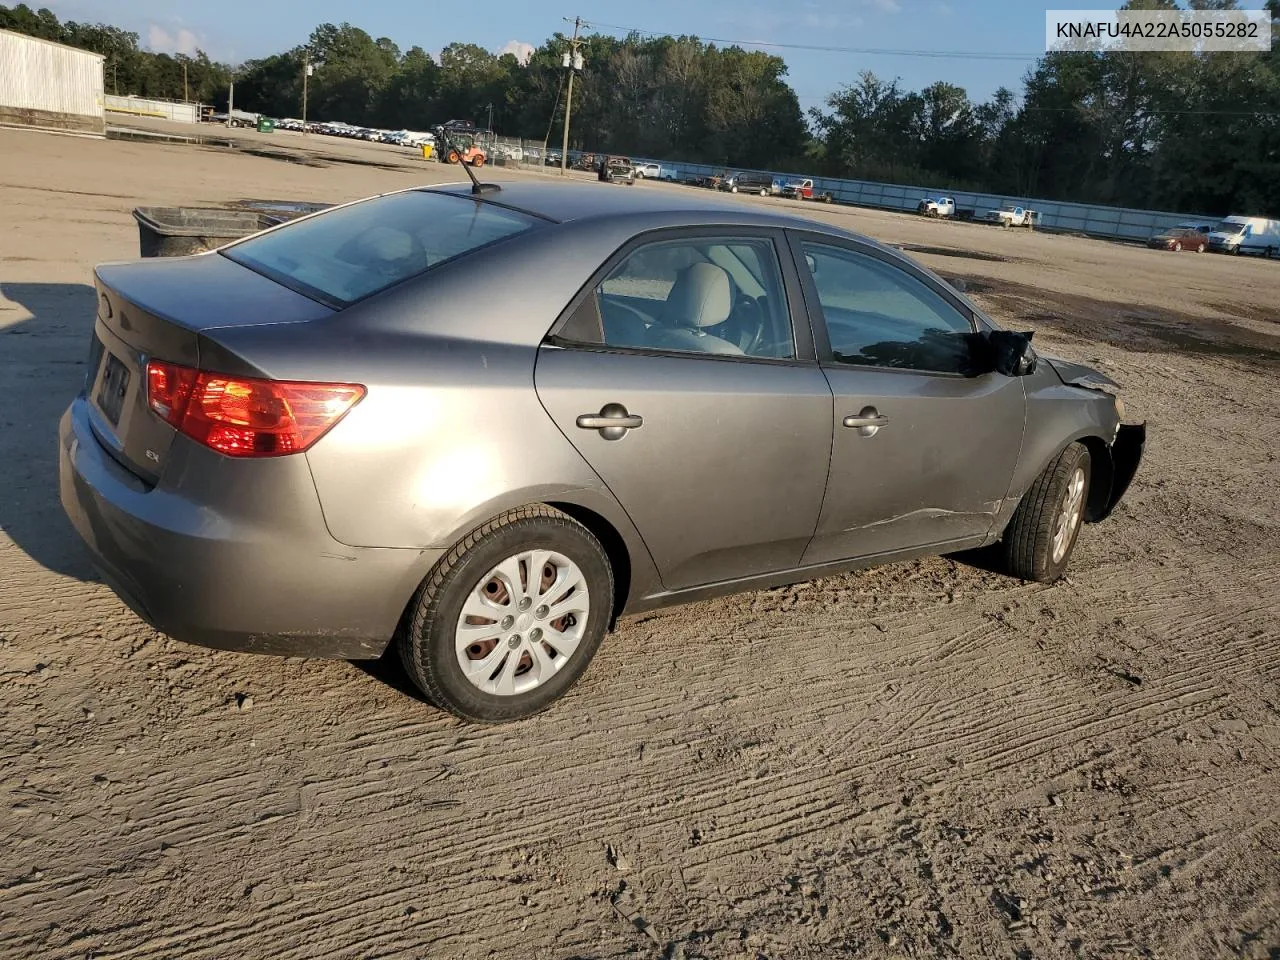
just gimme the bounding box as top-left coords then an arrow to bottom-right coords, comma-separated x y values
843,406 -> 889,436
576,403 -> 642,440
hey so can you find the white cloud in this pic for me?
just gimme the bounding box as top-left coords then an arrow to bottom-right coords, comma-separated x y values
147,24 -> 201,56
498,40 -> 535,65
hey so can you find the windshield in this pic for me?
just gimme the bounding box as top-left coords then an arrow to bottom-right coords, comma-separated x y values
222,191 -> 542,306
1214,220 -> 1246,235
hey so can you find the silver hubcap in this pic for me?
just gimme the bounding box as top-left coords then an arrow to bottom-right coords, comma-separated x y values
1052,467 -> 1086,563
455,550 -> 590,696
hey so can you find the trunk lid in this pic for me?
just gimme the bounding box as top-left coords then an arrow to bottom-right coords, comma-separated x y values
86,253 -> 334,484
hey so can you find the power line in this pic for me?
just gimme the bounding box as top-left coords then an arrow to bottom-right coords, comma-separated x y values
586,19 -> 1041,61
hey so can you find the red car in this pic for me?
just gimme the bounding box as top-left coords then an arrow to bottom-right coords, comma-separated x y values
1147,223 -> 1211,253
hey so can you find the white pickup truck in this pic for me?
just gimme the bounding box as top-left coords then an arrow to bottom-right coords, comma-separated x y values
985,203 -> 1039,228
918,196 -> 956,217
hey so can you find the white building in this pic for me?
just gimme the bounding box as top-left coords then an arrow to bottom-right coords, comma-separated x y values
0,28 -> 105,136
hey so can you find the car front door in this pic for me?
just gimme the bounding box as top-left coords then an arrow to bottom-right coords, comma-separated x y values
535,229 -> 833,591
789,233 -> 1026,565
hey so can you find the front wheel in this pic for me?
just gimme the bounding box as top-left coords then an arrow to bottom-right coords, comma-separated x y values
1197,243 -> 1205,253
1000,442 -> 1091,583
730,185 -> 738,193
1173,241 -> 1182,252
399,505 -> 614,722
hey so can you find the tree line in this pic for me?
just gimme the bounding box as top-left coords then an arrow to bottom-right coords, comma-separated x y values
2,1 -> 1276,215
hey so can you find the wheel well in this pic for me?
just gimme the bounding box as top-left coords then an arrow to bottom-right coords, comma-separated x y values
1078,435 -> 1114,522
547,501 -> 631,626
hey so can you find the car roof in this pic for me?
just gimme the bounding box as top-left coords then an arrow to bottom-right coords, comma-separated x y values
425,180 -> 827,230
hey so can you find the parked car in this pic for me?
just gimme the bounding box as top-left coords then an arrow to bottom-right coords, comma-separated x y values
1207,216 -> 1280,256
781,179 -> 834,203
545,152 -> 562,166
721,171 -> 774,196
634,162 -> 661,179
598,156 -> 636,184
1147,223 -> 1211,253
60,182 -> 1144,723
985,204 -> 1039,228
918,197 -> 956,217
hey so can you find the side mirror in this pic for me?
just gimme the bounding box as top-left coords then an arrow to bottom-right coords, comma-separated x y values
980,330 -> 1038,377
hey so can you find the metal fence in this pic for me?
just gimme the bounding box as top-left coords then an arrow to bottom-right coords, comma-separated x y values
618,157 -> 1220,242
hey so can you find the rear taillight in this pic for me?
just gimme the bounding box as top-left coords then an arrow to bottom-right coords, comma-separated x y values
145,360 -> 365,458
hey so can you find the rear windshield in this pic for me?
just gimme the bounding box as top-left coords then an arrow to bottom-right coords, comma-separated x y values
222,190 -> 542,306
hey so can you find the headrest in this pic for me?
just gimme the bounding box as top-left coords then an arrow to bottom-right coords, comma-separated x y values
663,262 -> 731,328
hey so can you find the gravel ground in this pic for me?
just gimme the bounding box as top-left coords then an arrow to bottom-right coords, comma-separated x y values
1,122 -> 1278,960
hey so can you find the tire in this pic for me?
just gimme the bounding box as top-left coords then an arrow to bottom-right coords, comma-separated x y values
731,185 -> 738,193
1196,243 -> 1205,253
398,504 -> 614,723
635,171 -> 645,178
1002,219 -> 1011,229
447,151 -> 460,164
1173,241 -> 1182,252
471,156 -> 485,168
1001,442 -> 1091,583
760,188 -> 768,197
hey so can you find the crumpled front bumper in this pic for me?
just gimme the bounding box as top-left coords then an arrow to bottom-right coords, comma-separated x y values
1096,422 -> 1146,521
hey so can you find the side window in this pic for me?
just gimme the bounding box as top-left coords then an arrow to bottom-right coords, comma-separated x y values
800,242 -> 975,374
576,237 -> 795,359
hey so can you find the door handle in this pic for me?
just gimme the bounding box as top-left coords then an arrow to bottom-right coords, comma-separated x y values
576,403 -> 642,440
843,406 -> 889,437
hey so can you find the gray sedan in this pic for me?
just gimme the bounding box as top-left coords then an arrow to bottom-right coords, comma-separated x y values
60,180 -> 1144,722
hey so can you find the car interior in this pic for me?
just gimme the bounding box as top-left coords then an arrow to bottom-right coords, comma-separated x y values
592,239 -> 796,359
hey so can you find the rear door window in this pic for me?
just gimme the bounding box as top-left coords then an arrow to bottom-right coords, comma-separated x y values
222,190 -> 542,306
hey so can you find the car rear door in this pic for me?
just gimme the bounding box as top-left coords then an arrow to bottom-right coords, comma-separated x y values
787,232 -> 1026,565
535,228 -> 833,591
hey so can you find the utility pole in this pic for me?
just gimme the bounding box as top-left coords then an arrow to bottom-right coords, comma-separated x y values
183,62 -> 188,102
560,17 -> 586,175
486,102 -> 493,133
227,79 -> 234,127
302,54 -> 312,136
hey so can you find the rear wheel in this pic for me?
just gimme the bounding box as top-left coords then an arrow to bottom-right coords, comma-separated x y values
1196,243 -> 1206,253
1001,442 -> 1091,583
399,505 -> 614,723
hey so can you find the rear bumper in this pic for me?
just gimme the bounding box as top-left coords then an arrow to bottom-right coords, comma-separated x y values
59,395 -> 441,659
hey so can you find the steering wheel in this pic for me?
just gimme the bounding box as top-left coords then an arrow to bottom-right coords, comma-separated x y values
726,292 -> 767,355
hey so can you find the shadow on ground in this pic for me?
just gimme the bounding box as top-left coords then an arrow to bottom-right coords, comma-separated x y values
0,282 -> 99,580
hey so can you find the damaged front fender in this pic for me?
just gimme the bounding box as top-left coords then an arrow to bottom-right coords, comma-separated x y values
1096,422 -> 1146,521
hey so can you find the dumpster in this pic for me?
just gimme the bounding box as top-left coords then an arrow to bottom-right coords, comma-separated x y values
231,199 -> 331,220
256,117 -> 275,133
132,207 -> 279,258
421,143 -> 434,160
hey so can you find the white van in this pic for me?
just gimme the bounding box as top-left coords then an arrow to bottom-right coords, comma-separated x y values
1207,216 -> 1280,256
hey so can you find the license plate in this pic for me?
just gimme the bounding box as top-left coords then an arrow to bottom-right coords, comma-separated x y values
96,353 -> 130,426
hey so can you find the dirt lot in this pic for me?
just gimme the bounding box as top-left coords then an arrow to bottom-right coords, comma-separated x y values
2,122 -> 1278,960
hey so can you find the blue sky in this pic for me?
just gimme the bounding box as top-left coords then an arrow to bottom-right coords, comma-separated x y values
44,0 -> 1272,111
